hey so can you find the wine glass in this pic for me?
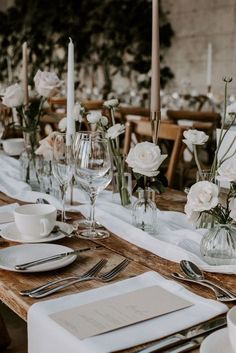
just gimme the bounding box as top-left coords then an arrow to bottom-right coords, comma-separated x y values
52,133 -> 74,222
74,132 -> 112,239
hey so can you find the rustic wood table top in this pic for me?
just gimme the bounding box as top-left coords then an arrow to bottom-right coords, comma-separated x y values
0,189 -> 233,353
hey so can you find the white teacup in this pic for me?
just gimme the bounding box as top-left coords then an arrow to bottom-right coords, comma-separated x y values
14,204 -> 57,240
227,306 -> 236,352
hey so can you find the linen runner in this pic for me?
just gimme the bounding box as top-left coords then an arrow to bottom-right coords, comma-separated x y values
1,154 -> 236,273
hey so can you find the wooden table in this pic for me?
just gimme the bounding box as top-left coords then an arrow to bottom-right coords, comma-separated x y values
0,189 -> 234,352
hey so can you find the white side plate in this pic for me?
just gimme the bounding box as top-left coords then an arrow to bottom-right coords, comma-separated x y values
0,243 -> 77,272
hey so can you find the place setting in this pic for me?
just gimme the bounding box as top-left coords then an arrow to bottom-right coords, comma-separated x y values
2,0 -> 236,352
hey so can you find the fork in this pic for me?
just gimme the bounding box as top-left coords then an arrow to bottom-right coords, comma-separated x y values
20,258 -> 107,296
172,272 -> 236,302
29,259 -> 131,298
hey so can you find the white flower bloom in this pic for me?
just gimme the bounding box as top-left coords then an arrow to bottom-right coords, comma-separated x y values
185,181 -> 219,212
183,129 -> 209,148
34,70 -> 62,98
103,98 -> 119,109
2,84 -> 24,107
35,132 -> 57,161
229,198 -> 236,221
58,117 -> 67,131
87,111 -> 102,124
106,123 -> 125,139
73,102 -> 83,122
225,102 -> 236,125
184,203 -> 200,223
100,116 -> 109,126
126,141 -> 167,177
217,159 -> 236,182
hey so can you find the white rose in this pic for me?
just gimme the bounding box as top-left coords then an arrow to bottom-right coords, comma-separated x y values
35,132 -> 57,160
184,203 -> 200,223
100,116 -> 109,126
34,70 -> 62,97
73,103 -> 83,122
186,181 -> 219,212
126,141 -> 167,177
229,198 -> 236,221
217,159 -> 236,182
87,111 -> 102,124
2,84 -> 24,107
183,129 -> 209,148
225,102 -> 236,125
106,123 -> 125,139
58,117 -> 67,131
103,98 -> 119,108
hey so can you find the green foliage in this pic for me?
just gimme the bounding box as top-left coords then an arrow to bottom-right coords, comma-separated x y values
0,0 -> 174,93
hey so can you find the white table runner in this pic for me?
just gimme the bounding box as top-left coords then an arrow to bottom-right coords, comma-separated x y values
1,153 -> 236,273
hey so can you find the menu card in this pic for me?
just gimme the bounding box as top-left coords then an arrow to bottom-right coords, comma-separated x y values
50,285 -> 192,340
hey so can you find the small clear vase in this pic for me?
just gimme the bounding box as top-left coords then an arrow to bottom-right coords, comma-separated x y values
112,155 -> 132,207
132,188 -> 157,235
19,130 -> 40,190
200,223 -> 236,265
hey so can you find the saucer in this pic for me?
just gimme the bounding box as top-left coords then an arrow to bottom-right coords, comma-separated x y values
0,243 -> 77,272
200,328 -> 234,353
0,221 -> 73,243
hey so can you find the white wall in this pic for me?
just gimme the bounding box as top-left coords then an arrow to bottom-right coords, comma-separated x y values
162,0 -> 236,95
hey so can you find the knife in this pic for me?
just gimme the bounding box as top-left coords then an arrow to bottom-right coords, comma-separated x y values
136,316 -> 226,353
164,335 -> 206,353
14,245 -> 102,270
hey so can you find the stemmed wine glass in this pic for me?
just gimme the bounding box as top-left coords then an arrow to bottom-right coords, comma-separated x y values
74,132 -> 112,239
52,133 -> 74,222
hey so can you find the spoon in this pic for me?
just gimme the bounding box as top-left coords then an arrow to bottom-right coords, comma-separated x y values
51,225 -> 75,238
180,260 -> 236,298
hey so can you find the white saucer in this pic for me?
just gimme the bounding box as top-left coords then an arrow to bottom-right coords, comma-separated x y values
0,221 -> 73,243
200,328 -> 234,353
0,243 -> 77,272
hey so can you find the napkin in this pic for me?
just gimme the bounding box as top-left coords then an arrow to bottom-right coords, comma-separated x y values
28,271 -> 227,353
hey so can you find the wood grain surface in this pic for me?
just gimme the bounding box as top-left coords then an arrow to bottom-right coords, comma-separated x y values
0,189 -> 233,353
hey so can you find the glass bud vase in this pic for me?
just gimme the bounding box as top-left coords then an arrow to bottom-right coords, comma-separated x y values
19,130 -> 40,191
200,223 -> 236,265
112,155 -> 132,207
132,188 -> 157,235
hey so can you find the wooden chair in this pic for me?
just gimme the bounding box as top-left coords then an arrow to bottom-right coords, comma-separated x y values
123,119 -> 186,187
166,110 -> 221,130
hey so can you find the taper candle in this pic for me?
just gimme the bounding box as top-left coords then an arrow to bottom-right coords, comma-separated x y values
66,37 -> 75,142
22,42 -> 29,106
150,0 -> 160,112
207,42 -> 212,90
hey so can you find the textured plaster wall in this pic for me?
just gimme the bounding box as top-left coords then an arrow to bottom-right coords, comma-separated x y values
162,0 -> 236,95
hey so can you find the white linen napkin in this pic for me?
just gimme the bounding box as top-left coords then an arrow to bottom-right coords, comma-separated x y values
28,271 -> 227,353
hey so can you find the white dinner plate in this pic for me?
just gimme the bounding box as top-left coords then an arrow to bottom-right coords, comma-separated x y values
200,328 -> 234,353
0,243 -> 77,272
0,212 -> 14,224
0,221 -> 73,243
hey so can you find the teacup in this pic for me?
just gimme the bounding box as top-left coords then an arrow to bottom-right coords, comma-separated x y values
227,306 -> 236,352
14,204 -> 57,240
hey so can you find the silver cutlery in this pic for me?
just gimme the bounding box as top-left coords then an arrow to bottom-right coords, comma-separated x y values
20,258 -> 107,296
136,316 -> 226,352
29,258 -> 131,298
163,335 -> 206,353
15,245 -> 102,270
180,260 -> 236,299
171,272 -> 236,301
